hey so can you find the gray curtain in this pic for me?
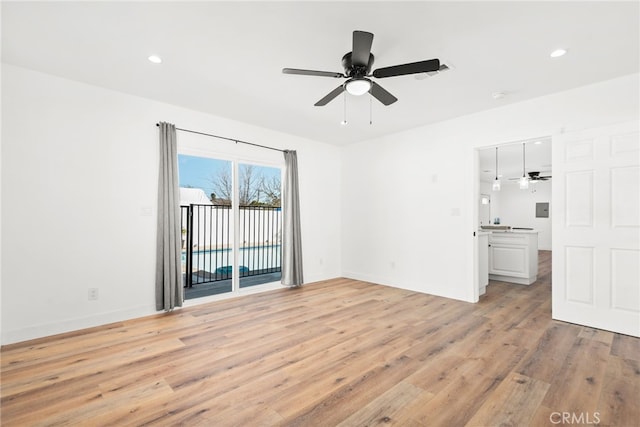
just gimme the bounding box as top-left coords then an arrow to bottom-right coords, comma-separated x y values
281,150 -> 304,287
155,122 -> 183,310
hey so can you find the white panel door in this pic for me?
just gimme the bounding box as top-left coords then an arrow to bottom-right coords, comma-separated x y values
553,121 -> 640,336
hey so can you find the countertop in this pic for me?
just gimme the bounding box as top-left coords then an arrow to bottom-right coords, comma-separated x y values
479,227 -> 538,234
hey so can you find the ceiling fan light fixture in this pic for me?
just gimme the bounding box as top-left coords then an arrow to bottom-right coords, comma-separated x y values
345,78 -> 372,96
519,176 -> 529,189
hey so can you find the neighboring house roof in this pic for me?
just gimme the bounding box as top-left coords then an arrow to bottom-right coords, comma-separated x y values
179,188 -> 212,206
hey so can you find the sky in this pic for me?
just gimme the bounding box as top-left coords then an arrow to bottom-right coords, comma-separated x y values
178,154 -> 280,200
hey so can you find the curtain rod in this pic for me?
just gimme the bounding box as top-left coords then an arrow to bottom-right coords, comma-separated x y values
156,123 -> 286,153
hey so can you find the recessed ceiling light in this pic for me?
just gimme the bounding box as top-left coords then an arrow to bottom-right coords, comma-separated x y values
148,55 -> 162,64
492,92 -> 506,100
550,49 -> 567,58
534,140 -> 543,145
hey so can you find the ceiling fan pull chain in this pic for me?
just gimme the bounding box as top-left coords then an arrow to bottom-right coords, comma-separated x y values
370,93 -> 373,125
341,91 -> 348,125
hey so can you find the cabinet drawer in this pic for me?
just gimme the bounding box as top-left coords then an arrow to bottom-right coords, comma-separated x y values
489,233 -> 529,245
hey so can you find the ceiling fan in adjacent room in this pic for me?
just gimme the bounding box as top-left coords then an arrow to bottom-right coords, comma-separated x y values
508,172 -> 552,181
282,30 -> 442,106
526,171 -> 552,181
508,171 -> 552,184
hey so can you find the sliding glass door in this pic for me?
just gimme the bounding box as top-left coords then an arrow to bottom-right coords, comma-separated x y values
178,154 -> 281,299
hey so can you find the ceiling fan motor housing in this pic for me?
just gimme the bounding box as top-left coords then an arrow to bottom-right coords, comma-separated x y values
342,52 -> 375,78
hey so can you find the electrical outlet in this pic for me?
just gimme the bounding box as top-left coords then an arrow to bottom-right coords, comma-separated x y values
88,288 -> 99,300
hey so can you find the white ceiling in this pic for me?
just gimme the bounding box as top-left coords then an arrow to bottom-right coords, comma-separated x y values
2,1 -> 638,146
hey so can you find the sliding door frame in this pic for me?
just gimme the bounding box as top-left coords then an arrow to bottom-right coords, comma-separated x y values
177,144 -> 284,302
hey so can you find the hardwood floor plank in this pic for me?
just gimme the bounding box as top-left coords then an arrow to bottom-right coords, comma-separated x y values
541,337 -> 611,414
610,332 -> 640,361
596,355 -> 640,426
528,404 -> 557,427
335,381 -> 425,426
516,321 -> 582,384
282,354 -> 421,426
267,333 -> 417,419
579,326 -> 615,345
465,373 -> 550,427
408,368 -> 509,426
1,337 -> 185,397
403,352 -> 469,394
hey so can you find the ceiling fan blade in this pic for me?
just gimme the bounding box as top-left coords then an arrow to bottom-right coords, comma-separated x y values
528,171 -> 552,180
314,85 -> 345,106
369,81 -> 398,106
283,68 -> 344,78
372,58 -> 440,78
352,31 -> 374,66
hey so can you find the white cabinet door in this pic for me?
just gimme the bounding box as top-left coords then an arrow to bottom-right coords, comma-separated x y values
553,121 -> 640,337
490,245 -> 528,275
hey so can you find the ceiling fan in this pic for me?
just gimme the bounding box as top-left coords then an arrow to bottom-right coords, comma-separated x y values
527,171 -> 552,181
282,30 -> 441,106
509,171 -> 552,184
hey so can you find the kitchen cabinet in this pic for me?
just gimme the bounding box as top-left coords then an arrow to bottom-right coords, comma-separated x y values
488,231 -> 538,285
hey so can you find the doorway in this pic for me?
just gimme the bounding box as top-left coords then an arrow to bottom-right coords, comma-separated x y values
475,137 -> 553,300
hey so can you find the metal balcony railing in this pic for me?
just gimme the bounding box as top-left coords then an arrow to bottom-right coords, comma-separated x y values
180,204 -> 282,289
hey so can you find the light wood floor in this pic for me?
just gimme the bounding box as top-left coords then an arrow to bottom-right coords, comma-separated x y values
2,251 -> 638,426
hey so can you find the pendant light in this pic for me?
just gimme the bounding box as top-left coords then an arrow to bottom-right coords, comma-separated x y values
492,147 -> 501,191
519,142 -> 529,190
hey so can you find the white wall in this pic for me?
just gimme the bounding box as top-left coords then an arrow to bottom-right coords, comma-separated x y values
491,180 -> 552,250
1,64 -> 342,344
342,73 -> 639,303
478,181 -> 492,227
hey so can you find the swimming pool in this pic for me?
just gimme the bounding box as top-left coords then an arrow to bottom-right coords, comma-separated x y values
182,244 -> 282,275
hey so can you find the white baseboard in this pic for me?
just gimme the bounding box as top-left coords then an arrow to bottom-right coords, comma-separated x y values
2,304 -> 157,345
